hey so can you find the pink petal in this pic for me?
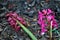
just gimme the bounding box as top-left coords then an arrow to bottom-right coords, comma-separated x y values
15,26 -> 20,31
47,9 -> 52,14
47,15 -> 54,21
47,15 -> 52,21
42,9 -> 47,15
12,12 -> 18,17
17,17 -> 23,21
38,15 -> 45,21
8,17 -> 12,21
52,20 -> 58,27
38,21 -> 41,25
38,11 -> 42,14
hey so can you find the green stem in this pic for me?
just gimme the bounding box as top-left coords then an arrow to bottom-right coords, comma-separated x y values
16,20 -> 37,40
50,21 -> 52,40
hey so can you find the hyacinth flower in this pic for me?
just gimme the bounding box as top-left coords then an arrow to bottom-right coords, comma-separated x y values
6,12 -> 26,31
6,12 -> 37,40
38,9 -> 58,35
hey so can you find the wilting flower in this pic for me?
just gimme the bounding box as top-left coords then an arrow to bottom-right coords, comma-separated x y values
38,9 -> 58,35
6,12 -> 26,32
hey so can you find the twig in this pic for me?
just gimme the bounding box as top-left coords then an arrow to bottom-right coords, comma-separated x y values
1,27 -> 8,34
0,23 -> 5,26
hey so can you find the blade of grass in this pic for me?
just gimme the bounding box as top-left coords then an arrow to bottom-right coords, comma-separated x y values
52,28 -> 60,40
16,20 -> 37,40
52,28 -> 57,31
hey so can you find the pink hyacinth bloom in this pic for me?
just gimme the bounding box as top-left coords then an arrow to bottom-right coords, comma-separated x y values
38,9 -> 58,35
6,12 -> 26,32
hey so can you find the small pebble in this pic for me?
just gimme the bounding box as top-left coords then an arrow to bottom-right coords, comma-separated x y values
0,28 -> 3,32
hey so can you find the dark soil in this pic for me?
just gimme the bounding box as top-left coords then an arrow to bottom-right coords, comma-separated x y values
0,0 -> 60,40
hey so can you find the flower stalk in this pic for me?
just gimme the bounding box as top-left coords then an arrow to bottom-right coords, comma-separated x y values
50,21 -> 52,40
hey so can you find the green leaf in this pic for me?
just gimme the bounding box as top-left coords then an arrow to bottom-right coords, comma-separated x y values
16,20 -> 37,40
